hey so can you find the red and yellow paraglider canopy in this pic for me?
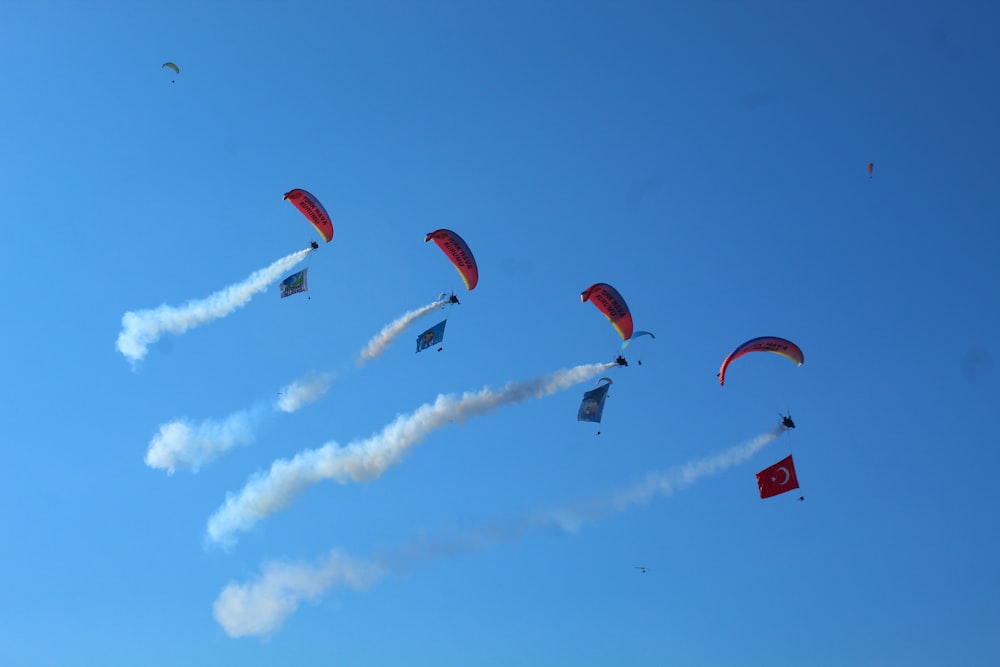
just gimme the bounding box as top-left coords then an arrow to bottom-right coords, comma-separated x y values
283,189 -> 334,242
425,229 -> 478,290
718,336 -> 804,386
581,283 -> 634,341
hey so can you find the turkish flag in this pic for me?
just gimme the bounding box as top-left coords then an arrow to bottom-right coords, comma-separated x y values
756,455 -> 800,499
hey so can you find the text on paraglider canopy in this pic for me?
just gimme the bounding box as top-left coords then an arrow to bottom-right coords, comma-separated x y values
442,239 -> 472,268
592,291 -> 627,319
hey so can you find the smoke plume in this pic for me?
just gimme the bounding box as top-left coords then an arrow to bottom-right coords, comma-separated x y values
358,299 -> 449,364
205,362 -> 614,546
275,372 -> 335,413
212,427 -> 785,637
116,247 -> 314,365
213,550 -> 384,638
145,406 -> 269,474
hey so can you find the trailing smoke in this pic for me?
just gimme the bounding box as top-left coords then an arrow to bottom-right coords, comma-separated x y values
116,247 -> 314,365
205,362 -> 614,547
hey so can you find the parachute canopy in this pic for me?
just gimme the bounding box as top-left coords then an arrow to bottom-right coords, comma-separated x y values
425,229 -> 478,290
718,336 -> 803,386
283,189 -> 333,242
621,330 -> 655,351
581,283 -> 633,341
162,62 -> 179,74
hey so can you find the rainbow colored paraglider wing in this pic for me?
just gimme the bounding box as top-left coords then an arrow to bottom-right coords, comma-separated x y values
581,283 -> 634,341
425,229 -> 478,290
718,336 -> 804,386
283,189 -> 334,242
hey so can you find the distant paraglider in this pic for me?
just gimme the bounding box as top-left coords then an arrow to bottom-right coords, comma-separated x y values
868,162 -> 874,178
718,336 -> 803,386
425,229 -> 478,290
581,283 -> 634,341
162,62 -> 179,83
283,189 -> 334,243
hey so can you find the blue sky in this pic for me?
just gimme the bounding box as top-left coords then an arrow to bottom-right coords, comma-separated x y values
1,1 -> 998,664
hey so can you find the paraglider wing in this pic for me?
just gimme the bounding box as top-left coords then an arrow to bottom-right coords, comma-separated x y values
718,336 -> 803,386
283,189 -> 334,242
162,62 -> 179,74
425,229 -> 478,290
621,330 -> 655,351
581,283 -> 634,341
867,162 -> 874,177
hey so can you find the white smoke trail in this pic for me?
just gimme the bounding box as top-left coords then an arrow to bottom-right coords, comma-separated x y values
269,299 -> 448,412
143,298 -> 443,473
205,362 -> 614,547
275,372 -> 335,413
213,550 -> 384,639
144,370 -> 333,475
116,247 -> 314,365
541,425 -> 785,531
212,427 -> 785,637
358,299 -> 449,364
145,406 -> 269,474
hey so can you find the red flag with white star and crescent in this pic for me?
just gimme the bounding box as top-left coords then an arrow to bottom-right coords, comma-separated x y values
756,454 -> 800,499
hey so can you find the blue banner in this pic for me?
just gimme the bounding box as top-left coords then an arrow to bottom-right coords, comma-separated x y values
577,383 -> 610,423
416,319 -> 447,353
280,269 -> 308,298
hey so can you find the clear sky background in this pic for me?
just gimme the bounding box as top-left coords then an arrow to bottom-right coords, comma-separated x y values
1,1 -> 998,665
